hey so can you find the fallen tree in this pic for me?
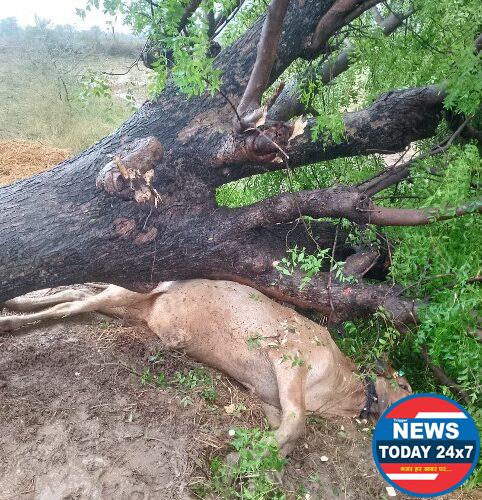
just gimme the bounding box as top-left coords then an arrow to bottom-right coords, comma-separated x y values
0,0 -> 480,337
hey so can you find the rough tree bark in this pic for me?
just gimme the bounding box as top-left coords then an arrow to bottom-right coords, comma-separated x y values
0,0 -> 474,328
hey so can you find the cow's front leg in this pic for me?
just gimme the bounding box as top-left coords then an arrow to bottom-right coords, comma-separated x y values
270,351 -> 306,457
261,402 -> 282,428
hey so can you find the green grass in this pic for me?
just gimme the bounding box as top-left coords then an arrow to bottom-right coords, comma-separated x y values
0,34 -> 148,153
138,361 -> 218,405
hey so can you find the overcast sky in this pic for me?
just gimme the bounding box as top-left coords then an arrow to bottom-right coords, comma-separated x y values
0,0 -> 128,32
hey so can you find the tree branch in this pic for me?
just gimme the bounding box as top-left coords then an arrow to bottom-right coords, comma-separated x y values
306,0 -> 382,55
195,220 -> 414,327
365,201 -> 482,226
216,268 -> 417,327
340,0 -> 383,27
269,5 -> 414,121
375,8 -> 415,35
216,86 -> 445,182
231,187 -> 364,228
229,185 -> 481,230
287,87 -> 445,169
420,346 -> 470,404
207,9 -> 216,39
343,247 -> 381,277
268,42 -> 353,121
179,0 -> 203,33
213,0 -> 246,37
236,0 -> 291,129
141,0 -> 202,68
371,5 -> 385,26
358,116 -> 471,196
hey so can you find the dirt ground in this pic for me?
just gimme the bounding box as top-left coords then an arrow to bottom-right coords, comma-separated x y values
0,307 -> 480,500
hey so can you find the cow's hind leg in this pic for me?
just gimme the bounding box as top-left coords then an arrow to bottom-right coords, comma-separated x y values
3,288 -> 96,312
0,285 -> 144,333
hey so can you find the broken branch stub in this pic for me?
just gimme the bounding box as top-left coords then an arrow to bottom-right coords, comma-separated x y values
217,120 -> 297,167
96,136 -> 164,206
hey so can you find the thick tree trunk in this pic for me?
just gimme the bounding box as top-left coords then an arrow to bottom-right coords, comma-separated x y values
0,0 -> 445,326
1,0 -> 331,297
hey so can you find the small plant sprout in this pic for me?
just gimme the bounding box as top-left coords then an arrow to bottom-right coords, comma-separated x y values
209,427 -> 286,498
148,351 -> 164,363
331,261 -> 358,284
291,353 -> 305,367
140,367 -> 154,387
155,372 -> 168,388
246,332 -> 264,350
173,367 -> 218,404
234,403 -> 246,415
180,395 -> 193,408
275,246 -> 331,288
277,351 -> 305,367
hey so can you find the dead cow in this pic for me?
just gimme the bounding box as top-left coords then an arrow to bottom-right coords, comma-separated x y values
1,279 -> 411,456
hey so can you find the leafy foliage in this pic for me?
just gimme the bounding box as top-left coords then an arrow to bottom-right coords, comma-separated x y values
79,0 -> 243,95
275,245 -> 330,288
208,427 -> 286,499
79,72 -> 112,101
173,366 -> 219,402
387,144 -> 482,410
348,0 -> 481,115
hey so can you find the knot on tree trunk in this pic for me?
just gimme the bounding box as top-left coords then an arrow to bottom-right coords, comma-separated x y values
96,136 -> 164,206
217,121 -> 295,166
251,121 -> 294,161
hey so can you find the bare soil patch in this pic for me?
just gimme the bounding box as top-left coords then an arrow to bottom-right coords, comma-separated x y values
0,312 -> 478,499
0,139 -> 71,185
